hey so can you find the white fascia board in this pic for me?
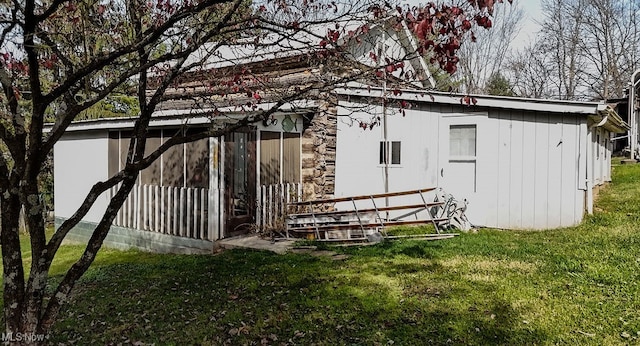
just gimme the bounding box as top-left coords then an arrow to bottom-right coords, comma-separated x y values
396,19 -> 435,89
46,100 -> 317,133
151,99 -> 317,117
336,84 -> 611,115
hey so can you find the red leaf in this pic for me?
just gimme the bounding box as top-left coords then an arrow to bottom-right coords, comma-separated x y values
484,18 -> 492,28
444,61 -> 457,74
462,19 -> 472,31
369,51 -> 378,63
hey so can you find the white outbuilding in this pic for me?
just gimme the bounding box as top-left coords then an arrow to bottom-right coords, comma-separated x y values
333,86 -> 627,230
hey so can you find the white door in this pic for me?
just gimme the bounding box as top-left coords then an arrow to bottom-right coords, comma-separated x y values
438,114 -> 488,226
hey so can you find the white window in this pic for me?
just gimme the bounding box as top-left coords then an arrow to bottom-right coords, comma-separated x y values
449,125 -> 477,158
379,141 -> 401,165
449,125 -> 477,192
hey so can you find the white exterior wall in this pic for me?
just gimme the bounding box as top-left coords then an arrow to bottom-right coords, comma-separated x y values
590,127 -> 613,184
476,110 -> 586,229
54,131 -> 110,223
334,103 -> 441,213
334,101 -> 588,230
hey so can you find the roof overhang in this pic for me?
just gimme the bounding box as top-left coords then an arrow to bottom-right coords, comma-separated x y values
589,104 -> 629,134
336,83 -> 630,132
43,101 -> 317,133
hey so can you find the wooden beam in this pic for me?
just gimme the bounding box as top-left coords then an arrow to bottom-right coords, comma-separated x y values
287,202 -> 444,219
315,234 -> 458,243
287,187 -> 437,206
288,218 -> 449,232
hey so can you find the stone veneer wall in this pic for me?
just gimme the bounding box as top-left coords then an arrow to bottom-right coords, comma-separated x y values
301,95 -> 337,208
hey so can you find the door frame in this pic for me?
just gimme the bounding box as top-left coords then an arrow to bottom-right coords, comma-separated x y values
222,127 -> 257,238
438,112 -> 488,226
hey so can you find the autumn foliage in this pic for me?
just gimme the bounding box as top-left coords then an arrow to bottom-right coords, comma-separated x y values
403,0 -> 513,74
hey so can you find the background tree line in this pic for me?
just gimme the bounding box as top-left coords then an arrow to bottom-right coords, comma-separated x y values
444,0 -> 640,101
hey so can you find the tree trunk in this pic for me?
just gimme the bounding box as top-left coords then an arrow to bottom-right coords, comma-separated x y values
4,316 -> 47,346
2,204 -> 28,343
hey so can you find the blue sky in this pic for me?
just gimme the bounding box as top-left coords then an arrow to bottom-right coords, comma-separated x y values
515,0 -> 542,48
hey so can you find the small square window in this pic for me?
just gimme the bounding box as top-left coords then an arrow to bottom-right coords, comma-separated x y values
380,141 -> 401,165
391,141 -> 401,164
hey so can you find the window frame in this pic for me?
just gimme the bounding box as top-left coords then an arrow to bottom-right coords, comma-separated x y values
448,124 -> 477,193
379,140 -> 402,166
448,124 -> 477,162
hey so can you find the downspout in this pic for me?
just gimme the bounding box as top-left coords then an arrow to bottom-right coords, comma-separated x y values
628,70 -> 640,159
380,30 -> 390,217
586,126 -> 594,215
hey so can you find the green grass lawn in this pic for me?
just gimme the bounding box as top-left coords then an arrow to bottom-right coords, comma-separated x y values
7,162 -> 640,345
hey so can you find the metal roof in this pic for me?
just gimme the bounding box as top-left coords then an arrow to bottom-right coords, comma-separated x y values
336,83 -> 629,133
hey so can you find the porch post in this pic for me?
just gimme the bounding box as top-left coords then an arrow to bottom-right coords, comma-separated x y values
209,137 -> 221,240
256,130 -> 262,228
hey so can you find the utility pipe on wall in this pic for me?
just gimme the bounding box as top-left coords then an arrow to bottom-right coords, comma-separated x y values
379,30 -> 390,217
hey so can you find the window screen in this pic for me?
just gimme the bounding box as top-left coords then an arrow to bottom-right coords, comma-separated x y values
140,130 -> 162,185
450,125 -> 477,157
260,131 -> 280,185
391,141 -> 401,165
108,132 -> 119,177
283,133 -> 301,183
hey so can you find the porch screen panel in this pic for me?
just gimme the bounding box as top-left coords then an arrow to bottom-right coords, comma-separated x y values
186,137 -> 210,188
119,131 -> 132,173
260,131 -> 280,185
140,130 -> 162,185
162,129 -> 184,187
108,132 -> 119,177
283,133 -> 301,183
